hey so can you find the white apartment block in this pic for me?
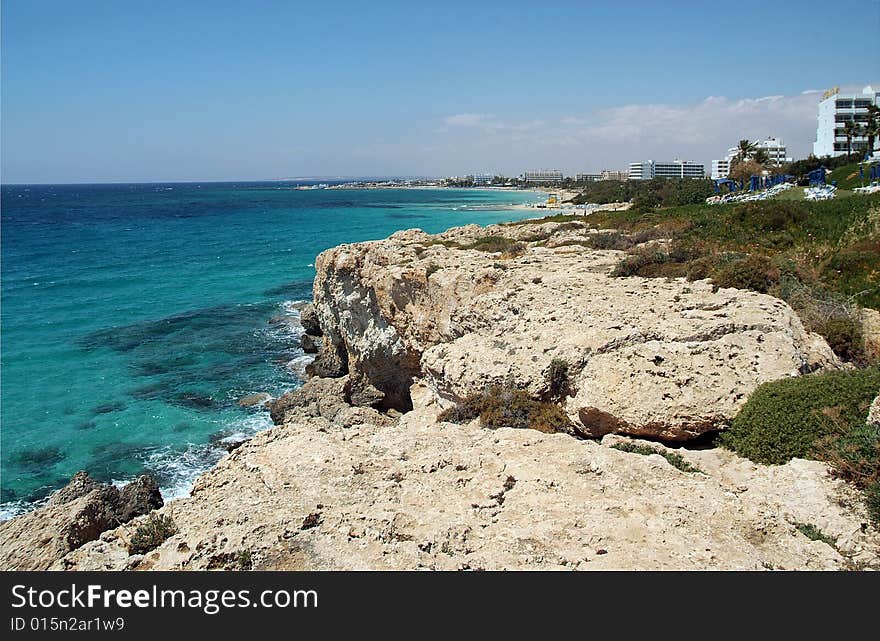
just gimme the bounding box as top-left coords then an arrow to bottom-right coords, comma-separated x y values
756,136 -> 792,166
628,160 -> 705,180
813,85 -> 880,158
710,137 -> 792,179
523,169 -> 563,183
472,173 -> 494,185
710,158 -> 733,180
600,169 -> 629,181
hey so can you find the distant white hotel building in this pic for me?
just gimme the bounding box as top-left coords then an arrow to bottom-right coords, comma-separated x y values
710,137 -> 792,179
523,169 -> 563,183
600,169 -> 629,181
575,172 -> 601,182
813,85 -> 880,157
473,173 -> 494,185
628,159 -> 705,180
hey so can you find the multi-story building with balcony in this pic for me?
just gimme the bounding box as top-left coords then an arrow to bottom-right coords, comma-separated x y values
628,160 -> 705,180
813,85 -> 879,157
472,173 -> 494,185
523,169 -> 564,183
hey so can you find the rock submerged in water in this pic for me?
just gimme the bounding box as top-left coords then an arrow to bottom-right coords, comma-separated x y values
0,471 -> 163,571
238,392 -> 271,408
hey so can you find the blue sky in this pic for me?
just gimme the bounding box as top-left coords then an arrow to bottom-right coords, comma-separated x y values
2,0 -> 879,182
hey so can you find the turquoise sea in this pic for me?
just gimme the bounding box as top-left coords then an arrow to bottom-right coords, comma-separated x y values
0,182 -> 544,518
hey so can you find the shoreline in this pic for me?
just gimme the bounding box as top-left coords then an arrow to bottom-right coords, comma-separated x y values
0,187 -> 552,523
6,215 -> 876,570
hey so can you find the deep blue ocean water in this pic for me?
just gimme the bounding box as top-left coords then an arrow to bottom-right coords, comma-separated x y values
0,182 -> 543,518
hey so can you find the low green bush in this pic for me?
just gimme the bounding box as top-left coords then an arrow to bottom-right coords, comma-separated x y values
610,441 -> 703,473
611,249 -> 671,277
819,317 -> 865,363
794,522 -> 837,547
438,385 -> 573,434
711,255 -> 779,294
544,358 -> 571,401
129,513 -> 178,554
720,367 -> 879,465
237,549 -> 254,571
462,236 -> 521,253
588,231 -> 632,250
721,366 -> 880,522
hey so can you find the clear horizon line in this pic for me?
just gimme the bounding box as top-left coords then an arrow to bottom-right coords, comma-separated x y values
0,175 -> 464,187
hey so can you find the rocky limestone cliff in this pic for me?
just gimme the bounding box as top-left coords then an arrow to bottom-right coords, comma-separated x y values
4,219 -> 874,572
0,472 -> 162,570
311,221 -> 839,441
53,382 -> 880,570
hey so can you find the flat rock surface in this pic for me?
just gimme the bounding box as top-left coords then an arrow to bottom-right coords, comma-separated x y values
56,383 -> 879,571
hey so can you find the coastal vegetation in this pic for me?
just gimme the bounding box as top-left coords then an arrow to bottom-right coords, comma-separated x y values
794,522 -> 837,547
129,513 -> 178,554
719,367 -> 880,522
544,358 -> 572,401
527,193 -> 880,363
570,178 -> 715,209
610,441 -> 703,474
437,385 -> 573,434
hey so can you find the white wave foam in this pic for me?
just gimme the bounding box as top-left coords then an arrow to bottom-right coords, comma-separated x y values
1,299 -> 307,521
286,354 -> 314,379
140,413 -> 274,502
282,299 -> 309,315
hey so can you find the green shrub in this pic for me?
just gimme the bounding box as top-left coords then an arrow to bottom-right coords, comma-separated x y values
771,278 -> 869,364
237,549 -> 254,571
820,317 -> 865,363
733,201 -> 807,233
865,482 -> 880,523
438,385 -> 573,434
544,358 -> 571,400
588,231 -> 632,250
129,513 -> 178,554
462,236 -> 520,253
720,367 -> 880,465
612,250 -> 671,277
685,256 -> 717,281
437,396 -> 483,423
813,418 -> 880,522
711,255 -> 778,293
610,441 -> 703,473
794,522 -> 837,547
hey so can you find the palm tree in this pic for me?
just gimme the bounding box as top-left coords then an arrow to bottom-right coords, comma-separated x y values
735,139 -> 757,163
753,148 -> 770,166
843,120 -> 860,157
864,105 -> 880,158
